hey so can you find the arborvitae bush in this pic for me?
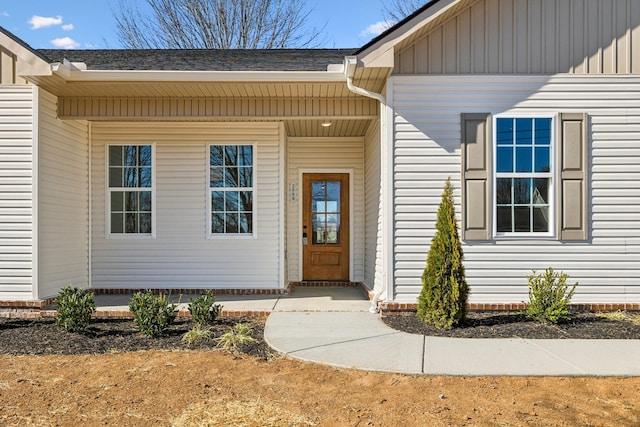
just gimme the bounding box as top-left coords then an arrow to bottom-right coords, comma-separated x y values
525,268 -> 578,324
188,290 -> 222,326
417,178 -> 468,329
54,286 -> 96,332
129,291 -> 177,337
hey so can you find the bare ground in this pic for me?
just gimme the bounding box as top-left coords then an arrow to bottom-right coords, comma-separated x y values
0,314 -> 639,426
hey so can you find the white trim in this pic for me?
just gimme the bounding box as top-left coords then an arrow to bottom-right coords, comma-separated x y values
383,80 -> 395,302
31,86 -> 39,300
491,114 -> 556,239
88,121 -> 92,289
105,143 -> 157,239
206,142 -> 257,240
297,168 -> 355,282
278,123 -> 286,288
52,64 -> 347,83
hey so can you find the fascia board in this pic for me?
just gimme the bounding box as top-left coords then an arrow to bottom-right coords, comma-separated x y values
58,69 -> 347,83
356,0 -> 458,67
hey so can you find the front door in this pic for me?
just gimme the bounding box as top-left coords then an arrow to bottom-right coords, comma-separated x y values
302,173 -> 350,280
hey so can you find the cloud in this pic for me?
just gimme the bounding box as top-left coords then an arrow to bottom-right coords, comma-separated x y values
28,15 -> 63,29
50,37 -> 79,49
359,20 -> 396,38
61,23 -> 74,31
1,11 -> 9,17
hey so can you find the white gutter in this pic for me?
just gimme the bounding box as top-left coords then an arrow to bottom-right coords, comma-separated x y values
51,60 -> 347,82
344,56 -> 389,314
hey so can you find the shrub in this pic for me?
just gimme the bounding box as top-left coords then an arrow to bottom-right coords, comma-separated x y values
525,268 -> 578,324
417,178 -> 468,329
181,324 -> 214,346
129,291 -> 177,337
188,290 -> 222,326
54,286 -> 96,332
216,323 -> 255,354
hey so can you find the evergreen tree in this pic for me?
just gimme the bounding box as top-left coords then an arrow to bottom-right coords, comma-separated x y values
417,178 -> 468,329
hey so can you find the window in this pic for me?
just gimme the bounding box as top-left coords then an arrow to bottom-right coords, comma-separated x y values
209,144 -> 254,235
494,117 -> 553,235
108,145 -> 153,235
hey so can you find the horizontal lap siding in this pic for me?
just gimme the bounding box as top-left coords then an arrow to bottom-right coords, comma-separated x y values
286,138 -> 364,282
392,75 -> 640,304
37,89 -> 90,299
0,86 -> 33,300
91,122 -> 281,289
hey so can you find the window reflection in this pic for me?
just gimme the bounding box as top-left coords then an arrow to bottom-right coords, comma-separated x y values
311,180 -> 341,245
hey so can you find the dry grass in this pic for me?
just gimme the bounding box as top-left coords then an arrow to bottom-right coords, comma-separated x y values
171,399 -> 316,427
596,310 -> 640,324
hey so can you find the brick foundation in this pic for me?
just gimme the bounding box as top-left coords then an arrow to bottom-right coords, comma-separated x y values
379,302 -> 640,316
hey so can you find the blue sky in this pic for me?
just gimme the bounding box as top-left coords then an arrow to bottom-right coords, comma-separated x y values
0,0 -> 398,49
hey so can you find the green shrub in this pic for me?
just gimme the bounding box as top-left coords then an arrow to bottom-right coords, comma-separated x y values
54,286 -> 96,332
129,291 -> 177,337
216,323 -> 255,354
188,290 -> 222,326
525,268 -> 578,324
417,178 -> 468,329
181,324 -> 214,346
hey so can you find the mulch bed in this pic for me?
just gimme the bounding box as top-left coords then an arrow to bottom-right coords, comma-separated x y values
0,317 -> 277,359
383,311 -> 640,339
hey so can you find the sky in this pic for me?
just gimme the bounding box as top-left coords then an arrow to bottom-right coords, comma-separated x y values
0,0 -> 399,50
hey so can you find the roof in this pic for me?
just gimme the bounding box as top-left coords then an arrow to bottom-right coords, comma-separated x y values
0,25 -> 50,63
36,48 -> 356,72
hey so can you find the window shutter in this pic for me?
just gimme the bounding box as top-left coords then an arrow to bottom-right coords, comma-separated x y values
461,113 -> 491,240
557,113 -> 588,241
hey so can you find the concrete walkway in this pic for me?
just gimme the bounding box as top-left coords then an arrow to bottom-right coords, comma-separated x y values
264,311 -> 640,377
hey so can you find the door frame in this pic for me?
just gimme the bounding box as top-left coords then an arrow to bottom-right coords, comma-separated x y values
297,168 -> 354,282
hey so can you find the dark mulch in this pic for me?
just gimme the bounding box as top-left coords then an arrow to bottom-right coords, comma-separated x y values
383,311 -> 640,339
0,317 -> 277,359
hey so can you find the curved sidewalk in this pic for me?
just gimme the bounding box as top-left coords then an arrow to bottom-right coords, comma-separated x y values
264,312 -> 640,376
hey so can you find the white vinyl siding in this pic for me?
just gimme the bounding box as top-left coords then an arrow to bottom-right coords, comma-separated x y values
0,86 -> 35,300
287,137 -> 364,282
91,122 -> 281,290
364,120 -> 382,290
37,89 -> 89,299
392,74 -> 640,304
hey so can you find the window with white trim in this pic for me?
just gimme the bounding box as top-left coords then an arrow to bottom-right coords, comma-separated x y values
494,117 -> 553,235
209,144 -> 254,235
108,145 -> 153,235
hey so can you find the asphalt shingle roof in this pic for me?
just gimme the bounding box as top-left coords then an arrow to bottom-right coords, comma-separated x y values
36,48 -> 356,71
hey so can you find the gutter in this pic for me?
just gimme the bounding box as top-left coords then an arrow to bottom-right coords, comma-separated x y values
344,56 -> 388,314
50,60 -> 347,83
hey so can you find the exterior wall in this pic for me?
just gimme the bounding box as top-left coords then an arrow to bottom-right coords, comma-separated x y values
391,74 -> 640,304
37,89 -> 89,299
395,0 -> 640,75
363,120 -> 382,290
0,86 -> 35,300
286,137 -> 365,282
90,122 -> 282,290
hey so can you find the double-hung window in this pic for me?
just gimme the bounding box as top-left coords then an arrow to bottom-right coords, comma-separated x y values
209,144 -> 254,236
494,117 -> 553,235
108,144 -> 153,236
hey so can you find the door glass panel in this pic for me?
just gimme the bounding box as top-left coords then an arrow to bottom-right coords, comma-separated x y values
312,213 -> 326,244
310,180 -> 341,245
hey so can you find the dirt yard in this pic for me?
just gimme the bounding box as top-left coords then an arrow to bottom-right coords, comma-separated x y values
1,316 -> 639,426
0,350 -> 638,426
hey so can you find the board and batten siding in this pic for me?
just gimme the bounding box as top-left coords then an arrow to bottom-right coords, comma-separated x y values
0,86 -> 34,300
90,122 -> 282,290
37,89 -> 89,299
395,0 -> 640,75
286,137 -> 364,282
364,120 -> 382,291
391,74 -> 640,304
